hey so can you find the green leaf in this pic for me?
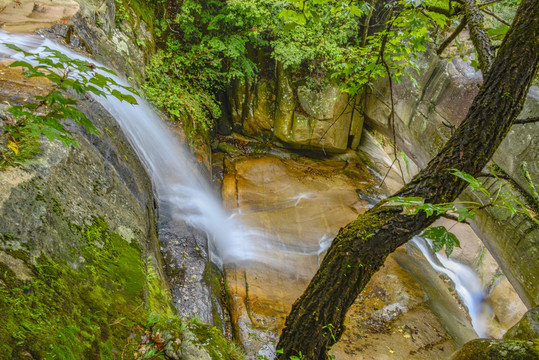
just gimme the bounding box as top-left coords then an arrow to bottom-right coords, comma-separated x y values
450,169 -> 483,190
454,207 -> 475,222
111,89 -> 138,105
423,226 -> 461,257
9,60 -> 34,69
5,43 -> 32,56
349,5 -> 364,17
23,69 -> 46,78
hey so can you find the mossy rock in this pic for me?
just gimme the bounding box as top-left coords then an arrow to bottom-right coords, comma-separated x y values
504,307 -> 539,341
451,339 -> 539,360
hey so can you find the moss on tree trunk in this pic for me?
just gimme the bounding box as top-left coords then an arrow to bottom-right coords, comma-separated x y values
276,0 -> 539,358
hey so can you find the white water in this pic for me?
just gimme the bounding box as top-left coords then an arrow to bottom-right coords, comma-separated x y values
0,32 -> 257,266
0,32 -> 336,268
412,235 -> 489,337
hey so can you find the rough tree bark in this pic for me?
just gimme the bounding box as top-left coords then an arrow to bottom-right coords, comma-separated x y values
276,0 -> 538,358
463,0 -> 495,73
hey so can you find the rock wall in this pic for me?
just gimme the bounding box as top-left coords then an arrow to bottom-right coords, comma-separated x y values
0,63 -> 168,357
0,2 -> 238,358
364,51 -> 539,308
227,64 -> 363,153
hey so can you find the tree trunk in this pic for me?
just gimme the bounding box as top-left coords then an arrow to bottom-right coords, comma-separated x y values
276,0 -> 538,358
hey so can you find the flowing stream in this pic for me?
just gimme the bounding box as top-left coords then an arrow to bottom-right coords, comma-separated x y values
412,236 -> 489,337
1,31 -> 489,339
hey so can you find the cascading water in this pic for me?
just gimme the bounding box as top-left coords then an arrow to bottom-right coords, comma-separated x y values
0,31 -> 257,268
412,235 -> 490,337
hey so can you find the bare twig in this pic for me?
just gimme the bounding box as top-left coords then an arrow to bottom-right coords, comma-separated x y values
513,117 -> 539,125
481,8 -> 511,26
437,16 -> 467,55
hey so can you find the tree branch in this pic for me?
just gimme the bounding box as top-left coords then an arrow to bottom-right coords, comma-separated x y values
463,0 -> 495,73
481,8 -> 511,26
276,0 -> 538,358
440,212 -> 471,224
437,16 -> 467,55
513,117 -> 539,125
477,172 -> 511,180
479,0 -> 503,8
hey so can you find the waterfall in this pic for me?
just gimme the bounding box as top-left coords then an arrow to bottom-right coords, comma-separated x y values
0,31 -> 255,267
412,235 -> 490,337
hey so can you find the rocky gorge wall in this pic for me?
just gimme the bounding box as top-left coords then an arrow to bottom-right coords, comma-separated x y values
363,52 -> 538,308
226,64 -> 364,153
226,50 -> 539,310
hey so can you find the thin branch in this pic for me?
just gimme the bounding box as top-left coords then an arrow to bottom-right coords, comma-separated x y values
362,8 -> 373,47
481,8 -> 511,26
441,212 -> 471,224
424,5 -> 451,16
479,0 -> 503,8
513,117 -> 539,125
477,172 -> 511,180
378,11 -> 405,185
437,16 -> 468,55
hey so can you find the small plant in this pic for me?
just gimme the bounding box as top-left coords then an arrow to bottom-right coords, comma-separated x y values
1,43 -> 137,168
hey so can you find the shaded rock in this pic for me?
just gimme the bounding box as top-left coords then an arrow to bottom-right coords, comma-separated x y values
364,48 -> 539,308
297,84 -> 340,120
504,307 -> 539,341
231,64 -> 363,153
490,277 -> 529,331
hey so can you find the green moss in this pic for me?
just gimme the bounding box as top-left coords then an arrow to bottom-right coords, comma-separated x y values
0,217 -> 150,359
189,323 -> 245,360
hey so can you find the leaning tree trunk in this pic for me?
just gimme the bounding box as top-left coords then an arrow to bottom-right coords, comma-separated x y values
276,0 -> 538,358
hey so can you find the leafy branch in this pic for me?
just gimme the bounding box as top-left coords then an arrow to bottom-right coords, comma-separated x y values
385,168 -> 539,256
3,44 -> 137,151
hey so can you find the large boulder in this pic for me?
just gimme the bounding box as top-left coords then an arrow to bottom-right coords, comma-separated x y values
0,64 -> 165,357
451,307 -> 539,360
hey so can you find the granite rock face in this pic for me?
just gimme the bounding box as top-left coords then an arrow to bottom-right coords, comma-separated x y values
228,64 -> 363,153
363,51 -> 538,308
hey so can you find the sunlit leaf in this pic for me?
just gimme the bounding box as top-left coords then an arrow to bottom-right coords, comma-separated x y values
7,140 -> 19,154
450,169 -> 483,190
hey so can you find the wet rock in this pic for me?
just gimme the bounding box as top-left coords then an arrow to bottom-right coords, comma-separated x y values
220,150 -> 464,359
